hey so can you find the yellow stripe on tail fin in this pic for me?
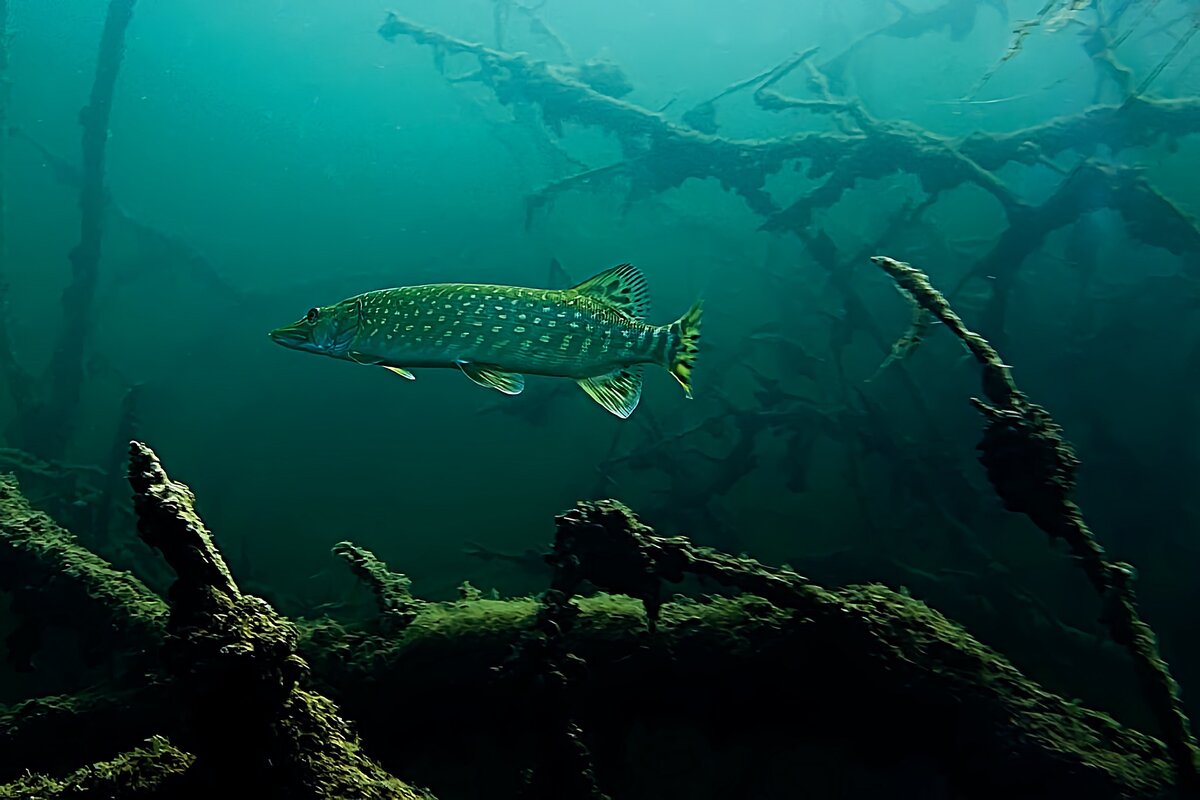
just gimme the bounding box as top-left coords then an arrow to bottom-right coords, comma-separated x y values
668,300 -> 703,398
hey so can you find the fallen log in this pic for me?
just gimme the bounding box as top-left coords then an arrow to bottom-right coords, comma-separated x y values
0,471 -> 165,674
304,502 -> 1179,799
0,452 -> 1185,798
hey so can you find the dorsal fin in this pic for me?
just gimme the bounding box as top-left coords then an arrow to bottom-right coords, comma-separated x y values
568,263 -> 650,321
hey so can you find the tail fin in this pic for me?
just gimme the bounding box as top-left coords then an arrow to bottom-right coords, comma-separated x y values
667,300 -> 703,398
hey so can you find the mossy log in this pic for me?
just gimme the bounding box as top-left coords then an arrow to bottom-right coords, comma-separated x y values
0,735 -> 193,800
0,451 -> 1188,798
299,502 -> 1179,800
307,594 -> 1178,798
0,472 -> 165,672
0,685 -> 177,782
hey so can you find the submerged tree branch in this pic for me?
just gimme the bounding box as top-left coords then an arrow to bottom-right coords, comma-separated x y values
0,1 -> 34,419
128,440 -> 432,798
379,12 -> 1200,350
25,0 -> 138,458
871,254 -> 1200,795
8,127 -> 244,306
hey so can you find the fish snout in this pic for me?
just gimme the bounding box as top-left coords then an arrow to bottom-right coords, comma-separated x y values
268,322 -> 311,348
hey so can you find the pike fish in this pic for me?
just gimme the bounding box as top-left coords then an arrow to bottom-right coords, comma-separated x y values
268,263 -> 702,418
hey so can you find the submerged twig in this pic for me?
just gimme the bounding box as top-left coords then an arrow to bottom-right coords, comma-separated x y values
682,47 -> 817,133
331,541 -> 424,630
1130,13 -> 1200,99
868,285 -> 934,382
968,0 -> 1090,100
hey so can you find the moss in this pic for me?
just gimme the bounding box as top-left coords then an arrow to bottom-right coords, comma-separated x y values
0,444 -> 1184,799
0,736 -> 193,799
127,441 -> 433,799
0,684 -> 178,782
331,541 -> 423,630
0,473 -> 166,646
301,589 -> 1174,799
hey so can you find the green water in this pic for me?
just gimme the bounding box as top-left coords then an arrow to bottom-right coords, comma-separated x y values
3,0 -> 1199,754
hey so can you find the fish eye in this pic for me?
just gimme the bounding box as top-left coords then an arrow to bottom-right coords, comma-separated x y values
306,307 -> 320,323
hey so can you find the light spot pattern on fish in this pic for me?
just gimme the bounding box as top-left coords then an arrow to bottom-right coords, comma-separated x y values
268,263 -> 702,418
353,284 -> 665,376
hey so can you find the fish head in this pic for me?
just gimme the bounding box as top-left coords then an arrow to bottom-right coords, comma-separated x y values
269,297 -> 363,357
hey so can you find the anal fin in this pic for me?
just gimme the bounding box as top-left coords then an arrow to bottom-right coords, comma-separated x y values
458,362 -> 525,395
577,366 -> 643,419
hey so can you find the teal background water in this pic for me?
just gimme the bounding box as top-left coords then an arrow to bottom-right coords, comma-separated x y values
2,0 -> 1199,735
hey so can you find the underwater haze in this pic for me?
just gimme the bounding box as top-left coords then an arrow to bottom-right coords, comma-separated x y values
2,0 -> 1200,796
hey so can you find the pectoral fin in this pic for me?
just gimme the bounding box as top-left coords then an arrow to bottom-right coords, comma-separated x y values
349,351 -> 382,365
383,366 -> 416,380
458,363 -> 525,395
577,366 -> 643,418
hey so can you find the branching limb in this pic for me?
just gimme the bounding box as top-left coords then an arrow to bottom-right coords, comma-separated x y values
967,0 -> 1091,100
8,127 -> 244,306
682,47 -> 818,133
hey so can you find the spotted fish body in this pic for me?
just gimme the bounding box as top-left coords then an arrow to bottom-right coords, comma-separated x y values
269,264 -> 702,418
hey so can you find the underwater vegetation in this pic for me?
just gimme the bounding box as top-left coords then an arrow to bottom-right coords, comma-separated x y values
0,0 -> 1199,798
0,432 -> 1188,798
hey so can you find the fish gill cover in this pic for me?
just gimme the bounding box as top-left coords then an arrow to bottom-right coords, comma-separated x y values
0,1 -> 1198,798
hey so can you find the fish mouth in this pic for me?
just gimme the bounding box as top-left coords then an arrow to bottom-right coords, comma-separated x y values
268,323 -> 310,348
